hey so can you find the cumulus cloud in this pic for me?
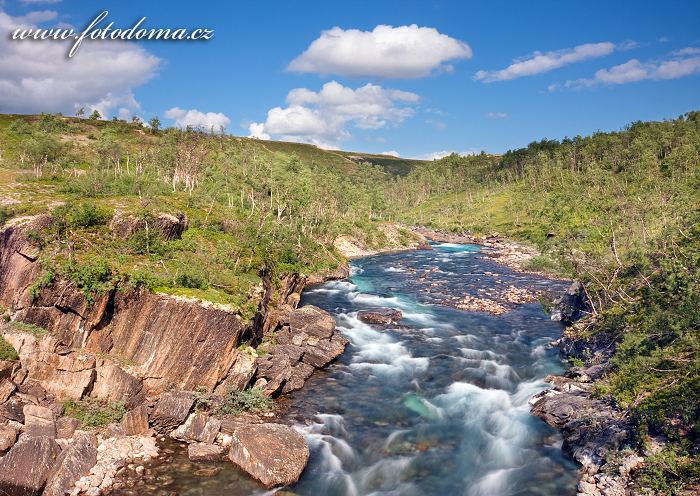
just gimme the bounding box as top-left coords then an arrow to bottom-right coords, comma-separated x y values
248,81 -> 419,148
556,48 -> 700,89
288,24 -> 472,78
0,10 -> 160,117
164,107 -> 231,130
381,150 -> 400,157
475,42 -> 620,82
486,111 -> 508,119
414,150 -> 479,160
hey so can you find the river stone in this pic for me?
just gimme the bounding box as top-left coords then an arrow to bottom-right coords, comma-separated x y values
188,442 -> 226,462
357,308 -> 403,325
171,413 -> 221,444
43,431 -> 97,496
23,404 -> 56,438
150,390 -> 194,433
0,435 -> 62,496
288,305 -> 335,339
121,405 -> 149,436
301,334 -> 348,368
228,423 -> 309,488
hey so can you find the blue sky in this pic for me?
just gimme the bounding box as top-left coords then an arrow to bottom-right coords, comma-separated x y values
1,0 -> 699,158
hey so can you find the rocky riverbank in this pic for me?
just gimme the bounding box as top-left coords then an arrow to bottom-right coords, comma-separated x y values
0,216 -> 352,494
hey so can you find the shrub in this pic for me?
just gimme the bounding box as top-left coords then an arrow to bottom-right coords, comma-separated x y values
215,387 -> 273,415
63,399 -> 126,428
175,270 -> 208,290
0,336 -> 19,361
53,202 -> 112,230
64,256 -> 114,303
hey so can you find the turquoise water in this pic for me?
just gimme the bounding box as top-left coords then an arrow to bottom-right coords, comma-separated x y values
151,244 -> 578,495
280,244 -> 578,495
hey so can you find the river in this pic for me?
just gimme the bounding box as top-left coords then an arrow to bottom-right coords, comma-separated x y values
154,242 -> 579,495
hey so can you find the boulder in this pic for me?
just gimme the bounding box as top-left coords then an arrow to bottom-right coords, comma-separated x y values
90,362 -> 144,409
0,360 -> 17,381
171,413 -> 221,444
302,334 -> 348,368
228,423 -> 309,488
43,431 -> 98,496
150,390 -> 194,433
281,363 -> 315,394
550,281 -> 590,324
0,424 -> 17,451
109,212 -> 188,241
188,442 -> 226,462
55,417 -> 80,439
254,355 -> 292,396
0,435 -> 62,496
288,305 -> 335,339
23,351 -> 95,401
22,404 -> 56,439
121,405 -> 149,436
357,308 -> 403,325
214,352 -> 256,394
0,378 -> 16,403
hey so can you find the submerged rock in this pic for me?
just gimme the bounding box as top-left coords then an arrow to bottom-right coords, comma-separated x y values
0,435 -> 62,496
357,307 -> 403,325
228,423 -> 309,488
188,442 -> 226,462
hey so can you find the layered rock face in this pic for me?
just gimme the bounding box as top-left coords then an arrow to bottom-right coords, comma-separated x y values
0,216 -> 352,493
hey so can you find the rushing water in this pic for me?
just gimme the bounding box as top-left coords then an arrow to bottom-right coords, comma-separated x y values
280,244 -> 578,496
154,243 -> 578,495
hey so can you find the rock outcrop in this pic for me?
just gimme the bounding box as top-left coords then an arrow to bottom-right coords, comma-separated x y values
227,422 -> 309,488
255,305 -> 348,395
530,371 -> 641,495
109,212 -> 188,241
357,307 -> 402,325
0,435 -> 62,496
551,280 -> 590,324
43,431 -> 98,496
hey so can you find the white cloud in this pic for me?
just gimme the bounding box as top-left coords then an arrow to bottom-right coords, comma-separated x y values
558,48 -> 700,89
486,111 -> 508,119
475,42 -> 619,82
164,107 -> 231,130
249,81 -> 419,148
414,150 -> 479,160
13,10 -> 58,23
288,24 -> 472,78
0,10 -> 160,117
381,150 -> 400,157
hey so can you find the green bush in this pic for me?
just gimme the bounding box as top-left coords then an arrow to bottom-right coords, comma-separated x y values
0,336 -> 19,360
63,399 -> 126,428
175,270 -> 208,290
64,256 -> 114,302
52,202 -> 112,231
215,387 -> 273,415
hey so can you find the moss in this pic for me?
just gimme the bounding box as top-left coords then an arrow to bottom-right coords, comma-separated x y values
9,321 -> 48,339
